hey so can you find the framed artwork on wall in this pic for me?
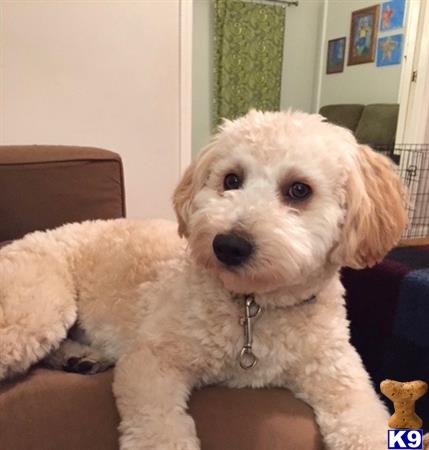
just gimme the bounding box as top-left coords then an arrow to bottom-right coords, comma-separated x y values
327,37 -> 346,74
376,34 -> 403,66
348,5 -> 380,66
380,0 -> 405,31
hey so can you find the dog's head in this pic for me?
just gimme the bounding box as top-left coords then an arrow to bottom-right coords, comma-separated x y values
173,110 -> 406,295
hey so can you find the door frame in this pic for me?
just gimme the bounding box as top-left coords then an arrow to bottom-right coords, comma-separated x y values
396,0 -> 429,143
179,0 -> 193,172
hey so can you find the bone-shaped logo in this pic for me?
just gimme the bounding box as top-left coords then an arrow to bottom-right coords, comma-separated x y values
381,379 -> 428,430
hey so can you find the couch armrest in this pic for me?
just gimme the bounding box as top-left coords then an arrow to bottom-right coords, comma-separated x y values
0,145 -> 126,241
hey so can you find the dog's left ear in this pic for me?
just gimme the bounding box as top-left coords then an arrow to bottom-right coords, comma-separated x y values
331,145 -> 407,269
173,160 -> 196,238
172,143 -> 217,238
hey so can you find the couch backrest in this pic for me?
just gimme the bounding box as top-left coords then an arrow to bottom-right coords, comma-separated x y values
319,104 -> 364,132
319,103 -> 399,149
354,104 -> 399,148
0,145 -> 126,242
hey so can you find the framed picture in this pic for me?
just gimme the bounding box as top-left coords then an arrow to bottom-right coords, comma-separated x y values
381,0 -> 405,31
376,34 -> 403,66
348,5 -> 380,66
327,37 -> 346,74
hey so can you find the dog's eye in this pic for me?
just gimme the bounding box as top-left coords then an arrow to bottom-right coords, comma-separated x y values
223,173 -> 242,191
285,182 -> 312,201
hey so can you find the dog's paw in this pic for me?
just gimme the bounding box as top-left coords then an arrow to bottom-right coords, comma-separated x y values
63,356 -> 111,374
43,338 -> 113,374
174,437 -> 200,450
423,433 -> 429,449
119,436 -> 200,450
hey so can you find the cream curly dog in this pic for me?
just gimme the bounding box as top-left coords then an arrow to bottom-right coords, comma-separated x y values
0,111 -> 410,449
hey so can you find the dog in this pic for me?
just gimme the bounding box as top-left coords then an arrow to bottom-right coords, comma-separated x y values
0,110 -> 410,449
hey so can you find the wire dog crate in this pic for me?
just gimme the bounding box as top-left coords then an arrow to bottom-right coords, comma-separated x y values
375,144 -> 429,243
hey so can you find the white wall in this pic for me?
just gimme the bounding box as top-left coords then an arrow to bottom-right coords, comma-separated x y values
0,0 -> 184,219
320,0 -> 403,107
192,0 -> 213,156
281,0 -> 324,113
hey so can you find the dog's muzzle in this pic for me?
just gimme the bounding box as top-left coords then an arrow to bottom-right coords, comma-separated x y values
212,233 -> 253,266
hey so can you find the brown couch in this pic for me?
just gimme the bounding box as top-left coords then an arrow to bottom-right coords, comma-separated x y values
0,145 -> 323,450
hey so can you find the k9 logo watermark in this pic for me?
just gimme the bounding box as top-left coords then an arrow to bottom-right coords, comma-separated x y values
388,429 -> 423,449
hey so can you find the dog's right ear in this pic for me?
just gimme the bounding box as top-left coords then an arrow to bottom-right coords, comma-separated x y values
172,143 -> 217,238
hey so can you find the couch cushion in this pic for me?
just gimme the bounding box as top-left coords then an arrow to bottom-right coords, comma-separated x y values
0,369 -> 119,450
319,104 -> 364,132
190,385 -> 323,450
0,146 -> 126,242
0,368 -> 322,450
354,104 -> 399,148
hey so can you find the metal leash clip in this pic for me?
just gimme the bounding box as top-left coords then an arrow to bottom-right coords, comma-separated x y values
238,295 -> 262,370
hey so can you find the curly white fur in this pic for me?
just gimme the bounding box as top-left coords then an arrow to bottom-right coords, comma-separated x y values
0,110 -> 411,450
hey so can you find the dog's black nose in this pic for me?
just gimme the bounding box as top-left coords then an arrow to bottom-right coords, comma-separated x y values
213,233 -> 253,266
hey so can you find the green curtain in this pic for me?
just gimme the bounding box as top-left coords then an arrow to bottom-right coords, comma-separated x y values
214,0 -> 286,126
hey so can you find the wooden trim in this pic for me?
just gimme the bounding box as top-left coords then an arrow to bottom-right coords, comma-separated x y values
399,238 -> 429,247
